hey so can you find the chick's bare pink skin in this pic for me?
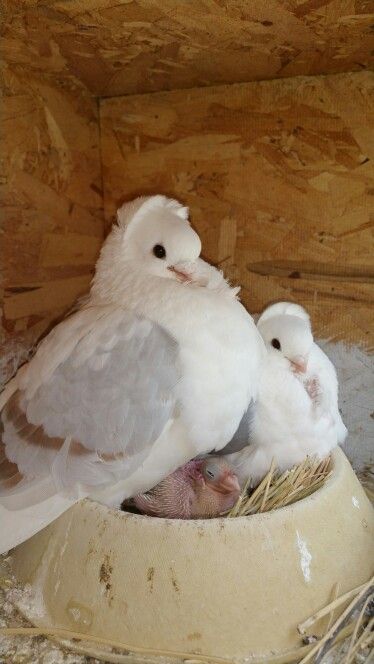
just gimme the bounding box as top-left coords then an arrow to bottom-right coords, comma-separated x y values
132,457 -> 240,519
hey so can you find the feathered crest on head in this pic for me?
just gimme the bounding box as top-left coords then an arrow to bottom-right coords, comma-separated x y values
116,195 -> 189,232
258,301 -> 311,327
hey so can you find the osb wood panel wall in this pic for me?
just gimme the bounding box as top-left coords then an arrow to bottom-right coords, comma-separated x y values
1,7 -> 104,382
1,0 -> 373,381
1,0 -> 373,97
100,71 -> 374,350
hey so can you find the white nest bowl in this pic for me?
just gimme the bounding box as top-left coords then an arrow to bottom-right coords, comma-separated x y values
11,448 -> 374,663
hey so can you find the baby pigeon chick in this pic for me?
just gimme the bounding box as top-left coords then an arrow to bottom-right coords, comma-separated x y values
131,457 -> 240,519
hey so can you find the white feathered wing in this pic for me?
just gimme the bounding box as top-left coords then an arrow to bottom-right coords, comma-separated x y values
0,304 -> 181,552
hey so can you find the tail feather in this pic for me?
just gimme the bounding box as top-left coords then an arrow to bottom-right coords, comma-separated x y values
0,441 -> 83,553
0,477 -> 77,554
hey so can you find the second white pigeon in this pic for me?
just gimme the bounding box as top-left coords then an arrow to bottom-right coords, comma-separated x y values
227,301 -> 347,485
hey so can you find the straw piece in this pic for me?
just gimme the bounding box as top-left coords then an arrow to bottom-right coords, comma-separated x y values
298,578 -> 374,664
298,579 -> 371,634
259,457 -> 276,512
324,582 -> 340,636
243,468 -> 274,507
228,475 -> 251,518
343,594 -> 372,664
345,617 -> 374,662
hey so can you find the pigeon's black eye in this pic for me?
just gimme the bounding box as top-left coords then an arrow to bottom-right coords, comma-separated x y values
152,244 -> 166,259
271,338 -> 281,350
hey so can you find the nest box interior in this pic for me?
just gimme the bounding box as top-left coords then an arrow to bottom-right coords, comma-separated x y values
1,1 -> 373,383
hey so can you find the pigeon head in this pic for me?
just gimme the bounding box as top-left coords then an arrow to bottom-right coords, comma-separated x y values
91,196 -> 202,299
256,301 -> 310,325
257,304 -> 313,374
118,195 -> 201,281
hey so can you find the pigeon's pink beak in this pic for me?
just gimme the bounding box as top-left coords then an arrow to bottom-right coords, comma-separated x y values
216,472 -> 241,495
167,265 -> 192,283
290,355 -> 308,374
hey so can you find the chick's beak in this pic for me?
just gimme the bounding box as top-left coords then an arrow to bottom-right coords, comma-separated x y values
290,355 -> 308,374
216,472 -> 241,495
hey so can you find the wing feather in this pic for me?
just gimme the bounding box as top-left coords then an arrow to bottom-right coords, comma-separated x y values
1,305 -> 180,493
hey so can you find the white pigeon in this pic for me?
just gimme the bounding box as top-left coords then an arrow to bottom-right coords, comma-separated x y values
0,195 -> 264,552
227,301 -> 347,485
